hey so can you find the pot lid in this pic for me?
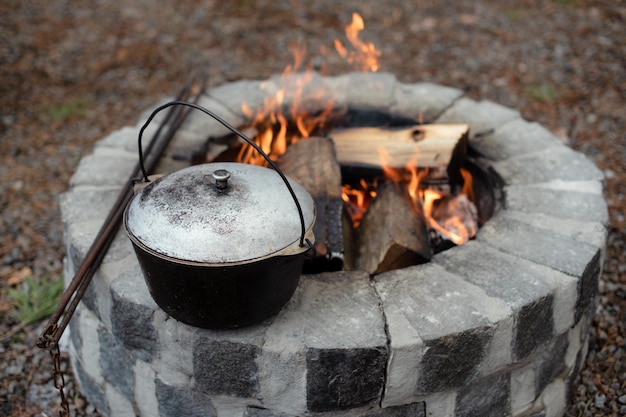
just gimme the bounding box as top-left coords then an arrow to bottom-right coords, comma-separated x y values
124,162 -> 315,264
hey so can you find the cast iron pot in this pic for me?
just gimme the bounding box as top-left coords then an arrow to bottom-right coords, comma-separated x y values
123,102 -> 316,329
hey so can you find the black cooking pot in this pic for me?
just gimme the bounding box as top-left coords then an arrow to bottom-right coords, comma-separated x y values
123,102 -> 316,329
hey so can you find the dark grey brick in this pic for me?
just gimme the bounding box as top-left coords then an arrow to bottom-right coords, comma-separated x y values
72,357 -> 109,416
110,270 -> 158,362
455,373 -> 510,417
536,332 -> 569,396
98,328 -> 135,399
364,402 -> 426,417
417,327 -> 492,394
156,378 -> 216,417
193,339 -> 260,397
567,349 -> 584,400
306,346 -> 387,412
575,249 -> 602,324
513,294 -> 555,361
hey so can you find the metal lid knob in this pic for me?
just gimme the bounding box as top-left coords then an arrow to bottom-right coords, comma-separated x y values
212,169 -> 231,190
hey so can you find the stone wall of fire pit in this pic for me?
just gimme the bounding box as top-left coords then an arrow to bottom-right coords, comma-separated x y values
62,72 -> 608,417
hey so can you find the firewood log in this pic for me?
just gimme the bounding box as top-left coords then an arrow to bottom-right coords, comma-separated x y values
355,182 -> 431,274
276,136 -> 344,270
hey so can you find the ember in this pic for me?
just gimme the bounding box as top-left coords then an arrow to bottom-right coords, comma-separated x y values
210,14 -> 484,273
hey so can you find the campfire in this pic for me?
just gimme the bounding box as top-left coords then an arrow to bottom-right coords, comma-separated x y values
205,14 -> 489,274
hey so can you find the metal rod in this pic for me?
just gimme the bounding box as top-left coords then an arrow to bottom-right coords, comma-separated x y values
39,72 -> 207,348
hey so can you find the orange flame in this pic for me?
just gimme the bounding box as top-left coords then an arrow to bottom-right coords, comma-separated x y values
334,13 -> 381,72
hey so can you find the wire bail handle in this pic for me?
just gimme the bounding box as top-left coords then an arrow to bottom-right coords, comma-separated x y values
136,100 -> 312,250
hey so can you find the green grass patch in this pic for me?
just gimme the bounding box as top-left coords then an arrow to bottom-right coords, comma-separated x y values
45,98 -> 86,122
526,84 -> 559,102
7,275 -> 64,326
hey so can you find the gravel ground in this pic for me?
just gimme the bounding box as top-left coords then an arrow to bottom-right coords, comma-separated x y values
1,1 -> 624,416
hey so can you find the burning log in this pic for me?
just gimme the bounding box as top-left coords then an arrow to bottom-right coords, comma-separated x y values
276,136 -> 345,271
330,124 -> 469,180
355,182 -> 431,275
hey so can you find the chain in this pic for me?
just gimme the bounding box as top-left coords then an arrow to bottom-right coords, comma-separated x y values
51,341 -> 71,417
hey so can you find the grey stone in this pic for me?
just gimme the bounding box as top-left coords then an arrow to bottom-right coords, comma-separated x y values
155,378 -> 216,417
73,356 -> 109,416
501,210 -> 608,250
110,269 -> 158,362
193,339 -> 260,397
575,249 -> 602,324
60,188 -> 121,227
505,185 -> 609,225
490,147 -> 605,186
513,294 -> 555,361
185,94 -> 245,139
436,98 -> 520,137
470,119 -> 562,161
364,402 -> 426,417
306,346 -> 387,412
98,328 -> 135,399
70,151 -> 137,187
207,79 -> 271,117
536,333 -> 569,396
244,407 -> 294,417
417,326 -> 492,394
434,241 -> 553,309
267,71 -> 347,115
455,373 -> 510,417
476,213 -> 600,279
389,82 -> 463,122
346,72 -> 397,110
298,272 -> 387,349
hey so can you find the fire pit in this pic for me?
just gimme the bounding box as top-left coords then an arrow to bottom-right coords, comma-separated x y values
62,72 -> 607,417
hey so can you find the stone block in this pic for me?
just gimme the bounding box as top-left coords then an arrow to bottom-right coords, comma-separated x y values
418,327 -> 492,394
501,209 -> 607,252
193,338 -> 261,397
95,123 -> 158,155
476,213 -> 600,280
274,272 -> 387,412
455,373 -> 510,417
536,378 -> 566,417
60,188 -> 121,227
511,364 -> 536,415
436,98 -> 520,137
389,82 -> 463,122
134,360 -> 159,417
207,79 -> 271,118
72,352 -> 109,416
110,268 -> 159,363
105,384 -> 136,417
505,185 -> 609,225
267,71 -> 344,115
70,150 -> 137,187
98,328 -> 135,400
435,241 -> 553,309
490,147 -> 605,186
155,378 -> 217,417
346,72 -> 397,110
78,307 -> 104,384
513,294 -> 555,361
152,309 -> 197,384
421,391 -> 457,417
306,347 -> 387,412
535,333 -> 569,396
470,119 -> 562,161
185,94 -> 245,139
574,249 -> 602,324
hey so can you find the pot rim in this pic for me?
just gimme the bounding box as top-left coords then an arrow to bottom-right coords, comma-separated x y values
124,208 -> 315,267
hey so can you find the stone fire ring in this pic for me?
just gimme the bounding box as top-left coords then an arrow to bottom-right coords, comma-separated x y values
62,72 -> 608,417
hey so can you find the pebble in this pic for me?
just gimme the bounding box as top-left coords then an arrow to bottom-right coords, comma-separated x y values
595,393 -> 606,409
